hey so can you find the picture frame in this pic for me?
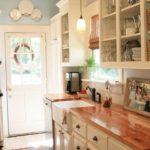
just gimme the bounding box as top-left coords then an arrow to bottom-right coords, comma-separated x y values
124,77 -> 150,117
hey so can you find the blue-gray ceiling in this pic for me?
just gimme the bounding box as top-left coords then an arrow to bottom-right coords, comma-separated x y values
0,0 -> 60,25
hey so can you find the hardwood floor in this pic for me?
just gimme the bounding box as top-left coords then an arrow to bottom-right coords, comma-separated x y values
2,133 -> 52,150
12,147 -> 50,150
1,146 -> 51,150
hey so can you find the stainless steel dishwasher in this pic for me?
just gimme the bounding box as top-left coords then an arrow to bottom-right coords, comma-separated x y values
43,97 -> 54,149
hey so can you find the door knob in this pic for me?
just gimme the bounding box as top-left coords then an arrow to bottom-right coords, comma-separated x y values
93,136 -> 98,142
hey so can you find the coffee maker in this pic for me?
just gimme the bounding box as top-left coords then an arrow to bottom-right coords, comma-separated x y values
66,72 -> 81,94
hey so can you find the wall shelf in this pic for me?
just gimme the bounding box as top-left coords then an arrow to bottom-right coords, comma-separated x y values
102,37 -> 116,42
62,47 -> 69,50
62,31 -> 69,35
102,12 -> 116,19
121,33 -> 141,40
121,2 -> 140,14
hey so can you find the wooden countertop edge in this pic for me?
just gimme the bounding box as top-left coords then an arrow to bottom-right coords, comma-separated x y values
70,108 -> 149,150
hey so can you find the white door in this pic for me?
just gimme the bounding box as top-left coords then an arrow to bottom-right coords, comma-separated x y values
5,33 -> 46,136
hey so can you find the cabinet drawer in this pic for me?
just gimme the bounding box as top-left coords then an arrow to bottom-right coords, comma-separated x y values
108,138 -> 133,150
72,132 -> 86,150
72,115 -> 87,138
87,143 -> 99,150
87,125 -> 107,150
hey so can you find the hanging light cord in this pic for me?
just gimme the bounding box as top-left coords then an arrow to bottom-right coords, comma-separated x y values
80,0 -> 83,18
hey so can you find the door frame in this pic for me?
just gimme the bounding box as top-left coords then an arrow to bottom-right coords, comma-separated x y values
5,32 -> 47,136
0,25 -> 51,137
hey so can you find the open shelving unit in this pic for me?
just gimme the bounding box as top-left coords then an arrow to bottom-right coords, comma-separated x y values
99,0 -> 150,69
61,13 -> 70,63
57,0 -> 85,67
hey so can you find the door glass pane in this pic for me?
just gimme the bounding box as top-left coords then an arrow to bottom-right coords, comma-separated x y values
9,36 -> 42,85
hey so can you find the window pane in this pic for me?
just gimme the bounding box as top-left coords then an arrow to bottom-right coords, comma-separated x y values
10,37 -> 42,85
89,49 -> 120,82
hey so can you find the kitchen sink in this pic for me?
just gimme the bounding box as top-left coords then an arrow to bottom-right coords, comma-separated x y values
53,100 -> 93,109
52,100 -> 93,132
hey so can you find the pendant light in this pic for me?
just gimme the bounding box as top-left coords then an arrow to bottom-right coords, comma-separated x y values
76,0 -> 86,32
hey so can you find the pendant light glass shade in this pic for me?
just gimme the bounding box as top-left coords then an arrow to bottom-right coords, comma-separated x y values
76,0 -> 86,32
77,16 -> 86,31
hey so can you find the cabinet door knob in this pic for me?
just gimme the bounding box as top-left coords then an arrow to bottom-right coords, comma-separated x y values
58,130 -> 61,133
76,124 -> 80,129
93,136 -> 98,142
45,103 -> 48,105
87,149 -> 90,150
76,146 -> 80,150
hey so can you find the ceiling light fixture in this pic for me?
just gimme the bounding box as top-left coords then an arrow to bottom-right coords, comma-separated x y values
76,0 -> 86,32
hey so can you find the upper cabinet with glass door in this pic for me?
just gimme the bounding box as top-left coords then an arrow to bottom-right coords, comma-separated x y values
146,0 -> 150,62
56,0 -> 85,67
100,0 -> 117,63
100,0 -> 150,69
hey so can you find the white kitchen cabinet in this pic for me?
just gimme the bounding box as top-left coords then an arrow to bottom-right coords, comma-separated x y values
56,0 -> 85,66
108,138 -> 133,150
87,143 -> 99,150
49,14 -> 63,93
50,14 -> 61,42
72,132 -> 86,150
70,114 -> 133,150
54,123 -> 72,150
54,123 -> 62,150
72,115 -> 87,138
99,0 -> 150,69
87,125 -> 107,150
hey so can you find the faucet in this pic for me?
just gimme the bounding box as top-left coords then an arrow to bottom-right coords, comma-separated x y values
86,86 -> 96,101
97,92 -> 101,103
86,86 -> 99,102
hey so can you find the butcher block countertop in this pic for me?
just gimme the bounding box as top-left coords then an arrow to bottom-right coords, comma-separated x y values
46,94 -> 150,150
45,93 -> 79,102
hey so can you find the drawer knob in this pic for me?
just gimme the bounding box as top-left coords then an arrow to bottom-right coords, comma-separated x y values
58,130 -> 61,133
76,146 -> 80,150
93,136 -> 98,142
87,149 -> 90,150
76,124 -> 80,129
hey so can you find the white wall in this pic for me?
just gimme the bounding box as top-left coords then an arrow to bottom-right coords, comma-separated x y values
0,25 -> 55,137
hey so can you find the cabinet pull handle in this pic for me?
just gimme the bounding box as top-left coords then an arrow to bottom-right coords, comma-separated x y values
93,136 -> 98,142
58,130 -> 61,133
76,146 -> 80,150
76,124 -> 80,129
